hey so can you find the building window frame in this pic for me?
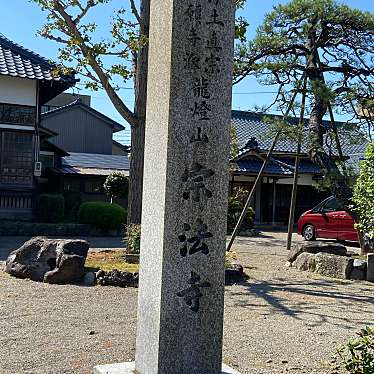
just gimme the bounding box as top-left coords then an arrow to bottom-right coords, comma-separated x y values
0,131 -> 34,187
0,102 -> 36,126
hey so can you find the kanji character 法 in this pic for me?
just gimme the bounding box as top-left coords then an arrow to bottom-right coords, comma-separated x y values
178,218 -> 213,257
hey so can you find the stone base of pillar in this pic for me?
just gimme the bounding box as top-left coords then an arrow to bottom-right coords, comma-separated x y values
93,362 -> 241,374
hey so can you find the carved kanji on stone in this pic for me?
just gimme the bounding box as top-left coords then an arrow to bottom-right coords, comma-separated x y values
178,219 -> 213,257
206,9 -> 224,27
205,53 -> 221,75
206,31 -> 222,52
181,162 -> 214,205
184,51 -> 201,72
191,100 -> 212,120
177,271 -> 211,313
187,27 -> 202,47
185,4 -> 202,24
193,76 -> 211,99
190,127 -> 209,144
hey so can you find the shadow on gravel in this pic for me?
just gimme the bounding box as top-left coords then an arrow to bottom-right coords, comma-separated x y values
230,278 -> 374,329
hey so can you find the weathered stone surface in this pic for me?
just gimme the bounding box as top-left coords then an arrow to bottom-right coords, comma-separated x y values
81,271 -> 96,286
314,253 -> 353,279
5,237 -> 89,284
367,254 -> 374,282
288,241 -> 347,263
353,259 -> 367,270
96,269 -> 138,288
350,268 -> 366,281
225,262 -> 245,285
293,252 -> 316,272
133,1 -> 236,373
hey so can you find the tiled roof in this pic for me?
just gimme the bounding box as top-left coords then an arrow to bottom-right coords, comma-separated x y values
55,166 -> 129,177
235,157 -> 321,176
0,34 -> 75,83
232,110 -> 369,158
53,152 -> 130,176
62,152 -> 130,170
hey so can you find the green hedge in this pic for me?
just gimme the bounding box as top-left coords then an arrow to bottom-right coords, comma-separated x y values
78,202 -> 127,230
37,194 -> 65,223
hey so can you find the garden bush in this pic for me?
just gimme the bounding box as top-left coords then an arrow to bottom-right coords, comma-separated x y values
126,224 -> 141,254
78,202 -> 127,230
337,326 -> 374,373
353,141 -> 374,240
104,172 -> 129,202
63,191 -> 82,221
37,194 -> 64,223
227,187 -> 255,232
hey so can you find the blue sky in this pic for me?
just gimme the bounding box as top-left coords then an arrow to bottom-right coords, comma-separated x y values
2,0 -> 374,144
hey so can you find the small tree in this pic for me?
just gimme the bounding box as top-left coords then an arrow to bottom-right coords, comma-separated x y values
104,172 -> 129,203
234,0 -> 374,249
353,142 -> 374,252
33,0 -> 249,226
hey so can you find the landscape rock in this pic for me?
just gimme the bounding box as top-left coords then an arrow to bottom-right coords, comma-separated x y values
367,254 -> 374,282
6,237 -> 89,284
81,272 -> 96,286
96,269 -> 138,288
293,252 -> 316,272
288,241 -> 347,263
314,253 -> 353,279
350,268 -> 366,281
225,262 -> 246,285
353,259 -> 367,270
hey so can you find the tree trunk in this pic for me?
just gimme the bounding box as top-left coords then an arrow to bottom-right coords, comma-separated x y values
305,44 -> 371,253
127,0 -> 150,225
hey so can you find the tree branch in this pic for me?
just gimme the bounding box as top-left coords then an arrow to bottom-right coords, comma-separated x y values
52,0 -> 138,127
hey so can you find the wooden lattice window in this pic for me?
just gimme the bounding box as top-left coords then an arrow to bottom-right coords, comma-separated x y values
0,132 -> 34,185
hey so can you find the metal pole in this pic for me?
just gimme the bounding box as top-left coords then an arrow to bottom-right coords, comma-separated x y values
226,77 -> 306,252
286,78 -> 308,251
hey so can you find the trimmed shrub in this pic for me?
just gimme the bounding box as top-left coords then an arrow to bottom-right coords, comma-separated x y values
78,202 -> 127,230
227,187 -> 255,232
126,224 -> 141,254
37,194 -> 65,223
63,191 -> 82,221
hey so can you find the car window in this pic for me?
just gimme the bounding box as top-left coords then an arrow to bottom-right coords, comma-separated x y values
322,198 -> 343,212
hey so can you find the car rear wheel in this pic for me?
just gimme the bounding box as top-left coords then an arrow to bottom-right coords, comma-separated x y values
303,224 -> 316,241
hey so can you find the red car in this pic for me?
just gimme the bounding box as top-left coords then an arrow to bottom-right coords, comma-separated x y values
298,196 -> 358,242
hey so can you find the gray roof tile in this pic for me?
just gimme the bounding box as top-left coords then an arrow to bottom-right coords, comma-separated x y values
62,152 -> 130,170
232,110 -> 369,157
0,34 -> 75,83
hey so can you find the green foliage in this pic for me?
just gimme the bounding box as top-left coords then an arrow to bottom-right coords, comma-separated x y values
63,191 -> 82,221
353,142 -> 374,239
234,0 -> 374,136
227,187 -> 254,231
337,326 -> 374,373
78,201 -> 127,230
103,172 -> 129,200
126,224 -> 141,255
37,194 -> 65,223
230,121 -> 240,159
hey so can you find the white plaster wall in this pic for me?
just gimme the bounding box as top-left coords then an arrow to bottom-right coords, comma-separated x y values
0,76 -> 36,106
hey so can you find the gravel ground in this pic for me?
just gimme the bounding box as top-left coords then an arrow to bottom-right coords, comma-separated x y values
0,232 -> 373,374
